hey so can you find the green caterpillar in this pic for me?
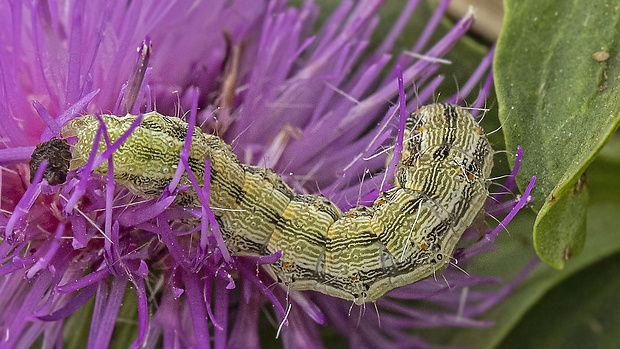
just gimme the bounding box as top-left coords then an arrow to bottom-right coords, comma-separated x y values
32,104 -> 492,304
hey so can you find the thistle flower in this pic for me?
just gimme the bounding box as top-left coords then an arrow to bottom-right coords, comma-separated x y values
0,1 -> 536,348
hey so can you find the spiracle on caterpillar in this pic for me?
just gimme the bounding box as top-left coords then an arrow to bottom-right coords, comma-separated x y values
29,103 -> 493,305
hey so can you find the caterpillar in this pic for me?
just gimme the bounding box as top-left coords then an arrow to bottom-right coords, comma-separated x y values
30,104 -> 493,304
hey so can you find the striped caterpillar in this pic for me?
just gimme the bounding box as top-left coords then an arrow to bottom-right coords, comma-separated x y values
31,104 -> 493,304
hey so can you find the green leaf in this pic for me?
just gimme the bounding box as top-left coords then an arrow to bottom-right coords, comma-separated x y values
533,173 -> 589,268
495,0 -> 620,268
496,252 -> 620,349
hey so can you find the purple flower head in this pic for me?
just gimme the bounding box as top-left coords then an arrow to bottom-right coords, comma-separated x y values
0,1 -> 536,348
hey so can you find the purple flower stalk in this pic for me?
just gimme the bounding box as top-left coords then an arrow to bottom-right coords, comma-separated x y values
0,1 -> 536,348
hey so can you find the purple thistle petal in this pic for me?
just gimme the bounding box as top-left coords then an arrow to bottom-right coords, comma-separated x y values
129,276 -> 148,349
147,288 -> 182,348
182,270 -> 211,349
412,0 -> 451,53
227,285 -> 262,349
503,145 -> 524,194
3,271 -> 53,348
447,46 -> 495,105
103,120 -> 116,251
464,257 -> 540,317
214,278 -> 229,349
66,0 -> 86,107
204,276 -> 222,331
68,213 -> 88,248
38,284 -> 98,321
341,9 -> 475,129
0,255 -> 36,277
0,146 -> 37,165
117,196 -> 176,226
382,65 -> 407,190
287,291 -> 326,326
88,281 -> 109,349
56,269 -> 109,294
42,89 -> 100,141
91,277 -> 127,349
26,223 -> 65,279
103,221 -> 122,275
33,100 -> 61,136
64,126 -> 102,213
279,304 -> 325,349
148,217 -> 190,268
193,158 -> 212,271
113,83 -> 128,116
487,175 -> 536,241
471,69 -> 495,112
236,260 -> 288,321
92,113 -> 143,170
123,39 -> 152,115
375,0 -> 422,59
179,92 -> 232,263
4,160 -> 46,243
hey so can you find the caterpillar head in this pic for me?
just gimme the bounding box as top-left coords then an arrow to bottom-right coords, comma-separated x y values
29,137 -> 72,185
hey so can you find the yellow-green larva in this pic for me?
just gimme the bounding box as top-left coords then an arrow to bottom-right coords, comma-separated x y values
57,104 -> 493,304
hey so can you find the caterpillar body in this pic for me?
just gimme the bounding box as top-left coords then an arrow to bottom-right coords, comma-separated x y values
37,104 -> 492,304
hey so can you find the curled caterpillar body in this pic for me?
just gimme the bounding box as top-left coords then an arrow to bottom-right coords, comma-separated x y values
50,104 -> 493,304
